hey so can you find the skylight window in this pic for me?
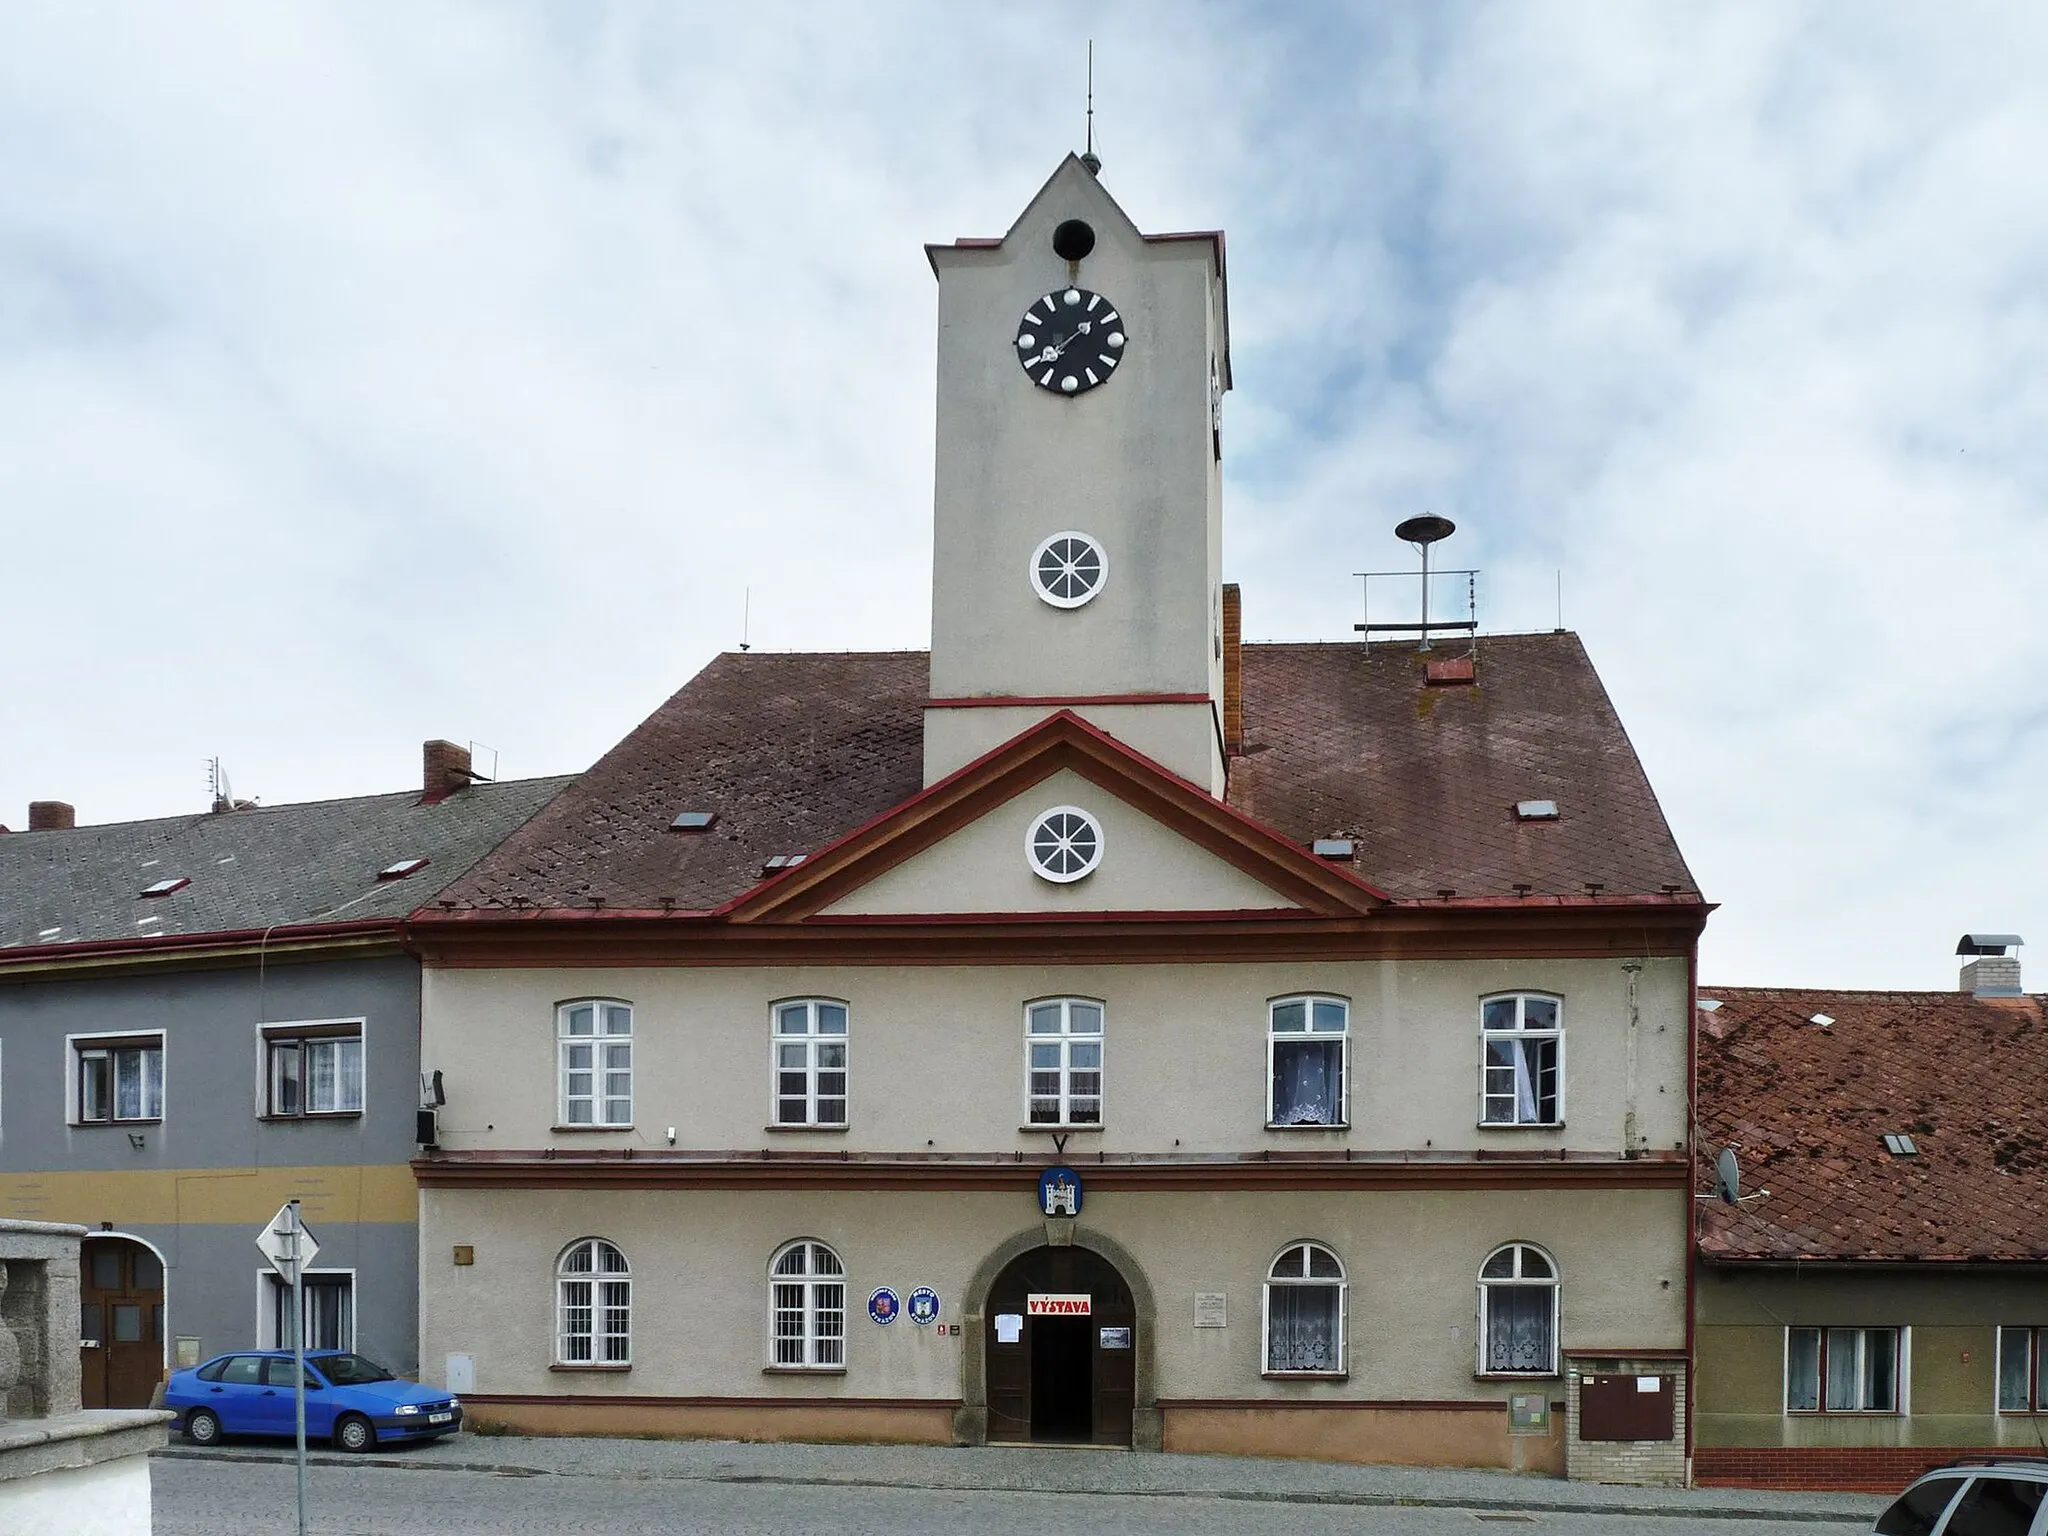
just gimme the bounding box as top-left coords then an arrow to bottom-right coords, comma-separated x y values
1515,800 -> 1560,821
37,926 -> 61,942
761,854 -> 807,874
1809,1013 -> 1835,1028
1697,999 -> 1723,1012
378,857 -> 430,881
1311,838 -> 1354,860
1882,1133 -> 1918,1156
670,811 -> 717,832
139,877 -> 189,898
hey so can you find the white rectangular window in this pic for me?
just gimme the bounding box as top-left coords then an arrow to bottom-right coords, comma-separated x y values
1480,994 -> 1563,1126
1026,999 -> 1102,1126
1999,1327 -> 2048,1413
262,1024 -> 364,1117
1786,1326 -> 1900,1413
773,1001 -> 848,1126
558,1001 -> 633,1127
73,1035 -> 164,1124
1268,996 -> 1347,1127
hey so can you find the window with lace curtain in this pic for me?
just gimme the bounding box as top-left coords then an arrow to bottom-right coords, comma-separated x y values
1263,1242 -> 1346,1376
1477,1243 -> 1558,1376
1267,997 -> 1347,1128
1479,994 -> 1562,1126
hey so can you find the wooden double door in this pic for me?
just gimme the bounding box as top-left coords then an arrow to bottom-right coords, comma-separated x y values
985,1245 -> 1136,1446
81,1236 -> 165,1409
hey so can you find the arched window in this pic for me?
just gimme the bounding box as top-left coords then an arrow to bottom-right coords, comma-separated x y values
556,1239 -> 630,1366
1263,1241 -> 1346,1375
1025,998 -> 1103,1125
1478,1243 -> 1559,1376
770,1240 -> 846,1369
1479,994 -> 1562,1126
773,1000 -> 849,1126
1268,996 -> 1348,1127
557,1000 -> 633,1127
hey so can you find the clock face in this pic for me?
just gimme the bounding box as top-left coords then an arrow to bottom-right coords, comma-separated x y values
1015,288 -> 1126,395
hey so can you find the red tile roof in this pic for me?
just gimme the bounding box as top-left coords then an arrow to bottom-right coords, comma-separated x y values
1696,986 -> 2048,1262
1230,636 -> 1696,901
434,633 -> 1697,912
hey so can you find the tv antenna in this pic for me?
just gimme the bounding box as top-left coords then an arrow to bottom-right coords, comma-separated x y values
740,586 -> 751,652
1355,515 -> 1478,653
1081,42 -> 1101,175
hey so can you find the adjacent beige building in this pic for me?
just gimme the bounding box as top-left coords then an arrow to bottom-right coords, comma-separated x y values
410,158 -> 1706,1480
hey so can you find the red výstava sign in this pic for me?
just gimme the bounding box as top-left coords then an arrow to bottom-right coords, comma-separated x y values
1027,1293 -> 1091,1316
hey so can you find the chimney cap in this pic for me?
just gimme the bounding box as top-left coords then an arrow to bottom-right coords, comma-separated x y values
1957,933 -> 2024,956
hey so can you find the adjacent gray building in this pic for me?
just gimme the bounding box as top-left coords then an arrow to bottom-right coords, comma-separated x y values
0,744 -> 569,1405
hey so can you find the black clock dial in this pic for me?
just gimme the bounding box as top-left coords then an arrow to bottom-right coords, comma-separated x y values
1015,288 -> 1126,395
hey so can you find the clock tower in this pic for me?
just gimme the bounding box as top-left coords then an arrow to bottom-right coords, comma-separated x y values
923,156 -> 1231,793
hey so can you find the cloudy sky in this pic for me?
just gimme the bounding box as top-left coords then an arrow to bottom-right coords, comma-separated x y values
4,3 -> 2043,988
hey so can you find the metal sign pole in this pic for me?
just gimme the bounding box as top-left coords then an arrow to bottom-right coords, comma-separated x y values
290,1198 -> 308,1536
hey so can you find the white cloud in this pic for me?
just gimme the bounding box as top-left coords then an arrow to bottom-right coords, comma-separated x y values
2,2 -> 2042,987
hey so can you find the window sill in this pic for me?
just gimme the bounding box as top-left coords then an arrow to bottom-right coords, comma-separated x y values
72,1118 -> 163,1129
259,1112 -> 364,1123
762,1366 -> 847,1376
550,1124 -> 635,1133
549,1362 -> 631,1373
1261,1371 -> 1349,1381
765,1123 -> 850,1133
1784,1409 -> 1900,1417
1264,1122 -> 1349,1132
1477,1121 -> 1566,1131
1020,1123 -> 1103,1133
1476,1370 -> 1560,1382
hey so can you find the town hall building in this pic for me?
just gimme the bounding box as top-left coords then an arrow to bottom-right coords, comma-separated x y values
407,157 -> 1707,1481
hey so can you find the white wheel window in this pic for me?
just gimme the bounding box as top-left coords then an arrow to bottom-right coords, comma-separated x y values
1478,1242 -> 1559,1376
558,1000 -> 633,1127
1264,1241 -> 1346,1375
1029,531 -> 1108,608
1026,806 -> 1104,884
771,1240 -> 846,1369
556,1238 -> 630,1366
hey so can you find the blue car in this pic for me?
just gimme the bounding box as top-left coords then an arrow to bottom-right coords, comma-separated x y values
166,1350 -> 462,1452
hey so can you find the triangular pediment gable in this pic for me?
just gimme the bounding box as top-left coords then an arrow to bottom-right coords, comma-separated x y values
722,712 -> 1387,924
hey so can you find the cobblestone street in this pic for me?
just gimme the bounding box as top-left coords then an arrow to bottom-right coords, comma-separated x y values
151,1437 -> 1882,1536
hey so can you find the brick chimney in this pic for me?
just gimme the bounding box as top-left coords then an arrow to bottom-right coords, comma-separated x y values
1957,934 -> 2024,997
422,740 -> 473,803
1222,583 -> 1243,757
28,801 -> 75,831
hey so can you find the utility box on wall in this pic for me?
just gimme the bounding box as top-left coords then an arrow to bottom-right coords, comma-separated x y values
1565,1353 -> 1687,1487
1580,1372 -> 1675,1441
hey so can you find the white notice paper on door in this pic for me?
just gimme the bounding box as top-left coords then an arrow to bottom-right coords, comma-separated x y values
995,1314 -> 1023,1344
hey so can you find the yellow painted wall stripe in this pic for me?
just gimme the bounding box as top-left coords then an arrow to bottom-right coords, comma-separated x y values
0,1164 -> 417,1228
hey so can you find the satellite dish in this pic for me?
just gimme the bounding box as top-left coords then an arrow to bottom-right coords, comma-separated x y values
1715,1147 -> 1741,1204
1395,514 -> 1456,546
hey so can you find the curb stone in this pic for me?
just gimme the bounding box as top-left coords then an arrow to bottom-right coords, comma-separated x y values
153,1445 -> 1876,1524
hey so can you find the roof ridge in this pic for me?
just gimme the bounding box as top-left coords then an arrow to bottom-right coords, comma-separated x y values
0,773 -> 577,837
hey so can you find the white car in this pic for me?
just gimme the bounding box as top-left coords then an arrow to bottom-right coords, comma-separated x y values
1874,1459 -> 2048,1535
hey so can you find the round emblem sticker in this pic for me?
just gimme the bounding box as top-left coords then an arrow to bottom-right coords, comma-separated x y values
868,1287 -> 900,1325
907,1287 -> 941,1326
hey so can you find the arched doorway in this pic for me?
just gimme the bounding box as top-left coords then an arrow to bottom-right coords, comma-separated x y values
80,1235 -> 165,1409
983,1245 -> 1136,1446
